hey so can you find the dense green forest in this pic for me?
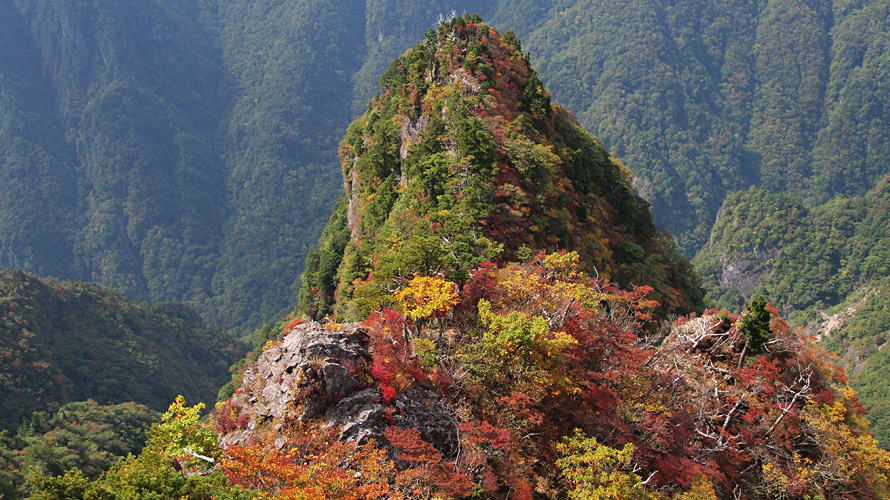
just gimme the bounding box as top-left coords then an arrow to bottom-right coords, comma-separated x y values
0,400 -> 157,500
4,0 -> 887,335
0,269 -> 242,432
0,0 -> 502,334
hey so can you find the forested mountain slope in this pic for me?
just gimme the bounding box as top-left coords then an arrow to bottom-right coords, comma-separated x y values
1,0 -> 231,323
498,0 -> 890,253
0,0 -> 496,333
696,177 -> 890,444
2,0 -> 888,334
25,18 -> 890,499
0,269 -> 242,432
0,400 -> 157,500
297,14 -> 703,321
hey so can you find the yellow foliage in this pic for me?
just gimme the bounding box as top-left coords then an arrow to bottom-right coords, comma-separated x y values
556,429 -> 660,500
616,374 -> 672,420
760,394 -> 890,498
394,276 -> 460,322
676,474 -> 717,500
493,252 -> 603,321
323,320 -> 345,331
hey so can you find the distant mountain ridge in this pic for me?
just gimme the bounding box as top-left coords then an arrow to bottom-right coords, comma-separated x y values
0,269 -> 242,431
2,0 -> 889,334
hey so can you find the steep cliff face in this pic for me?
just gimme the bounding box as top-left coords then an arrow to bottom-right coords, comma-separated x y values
297,15 -> 703,320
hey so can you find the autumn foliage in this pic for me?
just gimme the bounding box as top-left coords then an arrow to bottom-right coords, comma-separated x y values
30,250 -> 890,500
27,12 -> 890,500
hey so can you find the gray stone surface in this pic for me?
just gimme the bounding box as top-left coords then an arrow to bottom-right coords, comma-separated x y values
219,321 -> 460,459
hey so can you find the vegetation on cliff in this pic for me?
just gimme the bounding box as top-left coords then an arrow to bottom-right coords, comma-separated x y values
3,0 -> 890,342
696,177 -> 890,445
297,15 -> 703,321
30,252 -> 890,499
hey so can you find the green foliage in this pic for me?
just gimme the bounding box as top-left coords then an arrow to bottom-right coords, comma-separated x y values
411,337 -> 439,370
0,269 -> 243,432
27,398 -> 249,500
740,295 -> 771,355
556,430 -> 659,500
4,0 -> 890,337
838,278 -> 890,447
489,0 -> 890,255
0,400 -> 157,500
697,182 -> 890,313
478,299 -> 576,363
0,0 -> 364,334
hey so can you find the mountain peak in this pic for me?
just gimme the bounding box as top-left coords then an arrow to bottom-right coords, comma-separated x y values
298,15 -> 703,320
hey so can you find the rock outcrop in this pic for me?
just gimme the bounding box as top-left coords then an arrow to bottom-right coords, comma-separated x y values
219,321 -> 459,456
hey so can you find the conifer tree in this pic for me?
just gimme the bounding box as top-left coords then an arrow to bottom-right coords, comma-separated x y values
740,295 -> 771,354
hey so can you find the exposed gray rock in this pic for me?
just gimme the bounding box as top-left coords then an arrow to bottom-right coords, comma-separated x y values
220,321 -> 371,446
399,115 -> 429,159
219,321 -> 460,459
717,246 -> 778,297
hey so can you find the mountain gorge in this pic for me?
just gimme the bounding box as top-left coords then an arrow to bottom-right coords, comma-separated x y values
2,0 -> 890,496
696,177 -> 890,443
23,18 -> 890,499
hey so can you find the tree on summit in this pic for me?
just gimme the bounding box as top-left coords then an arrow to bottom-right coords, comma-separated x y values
740,295 -> 771,354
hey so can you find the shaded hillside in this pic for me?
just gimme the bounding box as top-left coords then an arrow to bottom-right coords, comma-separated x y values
1,0 -> 230,321
0,269 -> 242,431
0,0 -> 79,278
497,0 -> 890,253
296,15 -> 703,320
0,0 -> 495,334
